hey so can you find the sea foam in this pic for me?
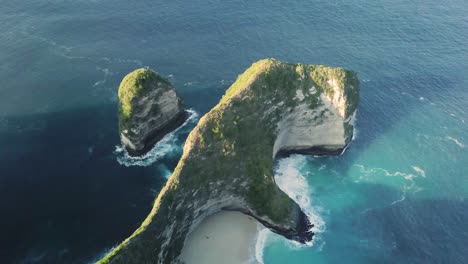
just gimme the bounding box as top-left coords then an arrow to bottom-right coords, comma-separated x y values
114,109 -> 199,167
446,136 -> 465,148
254,155 -> 325,263
254,227 -> 271,264
411,166 -> 426,177
353,164 -> 419,182
274,155 -> 325,236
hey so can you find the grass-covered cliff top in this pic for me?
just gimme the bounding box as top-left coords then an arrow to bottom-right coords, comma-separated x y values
174,58 -> 359,218
98,59 -> 359,264
219,58 -> 359,117
118,68 -> 171,131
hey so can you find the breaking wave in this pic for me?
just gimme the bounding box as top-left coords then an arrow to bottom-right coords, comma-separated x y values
274,155 -> 326,237
114,109 -> 199,167
254,227 -> 271,264
255,154 -> 338,264
254,155 -> 326,263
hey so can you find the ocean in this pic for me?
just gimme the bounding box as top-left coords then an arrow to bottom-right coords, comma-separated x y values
0,0 -> 467,263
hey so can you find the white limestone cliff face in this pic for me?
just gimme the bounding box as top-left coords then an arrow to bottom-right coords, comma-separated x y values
273,101 -> 347,157
273,78 -> 358,157
326,78 -> 347,117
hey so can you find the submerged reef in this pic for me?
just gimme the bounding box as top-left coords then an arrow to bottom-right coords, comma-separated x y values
101,58 -> 359,263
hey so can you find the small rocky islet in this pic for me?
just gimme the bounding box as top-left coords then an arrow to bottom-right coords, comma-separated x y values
118,68 -> 188,156
104,58 -> 360,263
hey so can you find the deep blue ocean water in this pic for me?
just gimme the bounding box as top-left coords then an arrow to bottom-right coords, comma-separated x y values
0,0 -> 467,263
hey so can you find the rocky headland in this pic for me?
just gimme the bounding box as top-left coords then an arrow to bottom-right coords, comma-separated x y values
100,59 -> 359,263
118,68 -> 188,156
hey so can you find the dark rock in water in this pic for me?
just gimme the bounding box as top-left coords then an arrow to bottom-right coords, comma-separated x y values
100,59 -> 360,264
118,68 -> 187,156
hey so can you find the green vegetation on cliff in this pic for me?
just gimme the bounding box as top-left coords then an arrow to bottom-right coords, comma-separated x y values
222,59 -> 358,115
118,68 -> 170,131
183,59 -> 358,220
99,58 -> 359,264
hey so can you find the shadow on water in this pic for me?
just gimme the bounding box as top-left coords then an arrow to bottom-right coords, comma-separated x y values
0,104 -> 182,263
320,182 -> 468,264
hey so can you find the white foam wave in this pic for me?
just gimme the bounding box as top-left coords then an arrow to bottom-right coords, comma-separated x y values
274,155 -> 326,239
254,227 -> 271,264
114,109 -> 199,167
183,81 -> 199,86
390,192 -> 406,206
354,164 -> 418,182
253,155 -> 326,262
342,118 -> 358,155
99,57 -> 143,66
340,142 -> 350,156
93,67 -> 114,87
353,164 -> 421,203
411,166 -> 426,177
446,136 -> 465,148
157,164 -> 173,179
416,133 -> 467,150
357,164 -> 421,214
352,127 -> 359,141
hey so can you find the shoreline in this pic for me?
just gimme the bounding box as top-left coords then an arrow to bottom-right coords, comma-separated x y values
179,211 -> 261,264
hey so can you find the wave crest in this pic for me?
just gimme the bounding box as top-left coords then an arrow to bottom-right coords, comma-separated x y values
254,154 -> 326,263
274,155 -> 326,237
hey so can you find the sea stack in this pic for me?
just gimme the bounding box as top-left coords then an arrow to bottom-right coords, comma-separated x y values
118,68 -> 187,156
101,59 -> 359,263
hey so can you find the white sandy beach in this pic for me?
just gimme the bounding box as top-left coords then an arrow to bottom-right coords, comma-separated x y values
179,211 -> 261,264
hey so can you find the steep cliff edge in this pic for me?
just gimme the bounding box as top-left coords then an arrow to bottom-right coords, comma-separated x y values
118,68 -> 187,156
100,59 -> 359,263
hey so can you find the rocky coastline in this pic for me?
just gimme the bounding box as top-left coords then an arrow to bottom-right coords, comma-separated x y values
223,206 -> 314,243
100,59 -> 359,264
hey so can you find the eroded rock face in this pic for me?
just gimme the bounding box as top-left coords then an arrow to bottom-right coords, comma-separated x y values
273,75 -> 359,157
100,59 -> 359,264
118,68 -> 187,156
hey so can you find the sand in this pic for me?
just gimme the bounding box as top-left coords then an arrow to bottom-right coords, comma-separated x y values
179,211 -> 260,264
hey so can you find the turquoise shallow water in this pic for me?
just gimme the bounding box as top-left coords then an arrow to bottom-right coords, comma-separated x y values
0,0 -> 467,263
